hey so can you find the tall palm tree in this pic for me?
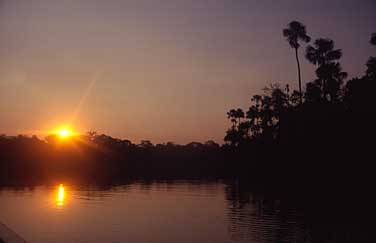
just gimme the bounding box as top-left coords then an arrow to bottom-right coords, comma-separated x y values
283,21 -> 311,104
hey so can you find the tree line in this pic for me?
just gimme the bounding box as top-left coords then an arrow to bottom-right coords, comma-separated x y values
225,21 -> 376,147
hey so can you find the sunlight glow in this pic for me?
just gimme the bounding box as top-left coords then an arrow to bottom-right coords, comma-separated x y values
51,125 -> 77,139
58,129 -> 71,138
56,184 -> 65,207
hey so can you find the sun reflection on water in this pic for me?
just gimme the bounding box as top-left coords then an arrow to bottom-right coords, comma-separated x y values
56,184 -> 65,207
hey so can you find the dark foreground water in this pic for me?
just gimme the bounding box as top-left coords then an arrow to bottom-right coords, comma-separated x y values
0,181 -> 372,243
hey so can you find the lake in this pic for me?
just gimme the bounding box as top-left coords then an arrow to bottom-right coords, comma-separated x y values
0,180 -> 372,243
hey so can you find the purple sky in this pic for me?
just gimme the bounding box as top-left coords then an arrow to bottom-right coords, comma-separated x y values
0,0 -> 375,143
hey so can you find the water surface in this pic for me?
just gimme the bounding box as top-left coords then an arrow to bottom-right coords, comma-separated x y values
0,181 -> 371,243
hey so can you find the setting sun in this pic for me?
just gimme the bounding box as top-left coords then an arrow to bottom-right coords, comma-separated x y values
51,125 -> 76,139
58,129 -> 71,138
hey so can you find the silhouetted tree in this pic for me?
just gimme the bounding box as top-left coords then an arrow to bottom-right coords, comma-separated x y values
283,21 -> 311,104
227,108 -> 245,128
204,140 -> 220,149
225,108 -> 247,146
344,33 -> 376,112
371,33 -> 376,46
366,57 -> 376,79
93,134 -> 122,149
315,62 -> 347,102
306,38 -> 342,66
121,139 -> 133,147
224,127 -> 246,146
366,33 -> 376,80
186,142 -> 204,148
241,84 -> 291,142
305,82 -> 322,103
306,38 -> 346,101
86,131 -> 97,141
45,134 -> 58,144
236,108 -> 245,124
290,90 -> 302,106
139,140 -> 153,149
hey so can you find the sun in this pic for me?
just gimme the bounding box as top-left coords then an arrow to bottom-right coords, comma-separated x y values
52,125 -> 75,139
58,129 -> 71,138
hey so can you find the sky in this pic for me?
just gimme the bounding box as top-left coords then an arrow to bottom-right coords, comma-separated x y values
0,0 -> 375,144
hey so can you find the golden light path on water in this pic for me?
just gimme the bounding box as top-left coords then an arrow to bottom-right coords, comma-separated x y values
56,184 -> 65,207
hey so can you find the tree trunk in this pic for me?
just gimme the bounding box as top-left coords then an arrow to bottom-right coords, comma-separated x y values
295,48 -> 303,104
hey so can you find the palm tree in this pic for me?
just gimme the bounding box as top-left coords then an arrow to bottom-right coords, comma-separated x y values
227,109 -> 238,128
306,38 -> 342,66
366,33 -> 376,79
283,21 -> 311,104
235,108 -> 245,125
225,108 -> 246,145
371,33 -> 376,46
315,62 -> 347,101
366,57 -> 376,80
306,38 -> 344,101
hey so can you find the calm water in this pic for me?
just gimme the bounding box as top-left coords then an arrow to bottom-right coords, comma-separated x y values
0,181 -> 371,243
